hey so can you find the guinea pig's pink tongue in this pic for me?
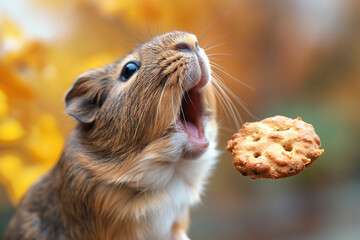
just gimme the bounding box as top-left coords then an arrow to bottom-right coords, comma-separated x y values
183,121 -> 199,138
179,89 -> 209,149
180,118 -> 209,149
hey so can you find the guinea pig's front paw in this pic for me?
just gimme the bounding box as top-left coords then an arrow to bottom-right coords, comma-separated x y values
172,232 -> 191,240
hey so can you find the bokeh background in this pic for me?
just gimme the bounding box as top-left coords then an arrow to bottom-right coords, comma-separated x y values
1,0 -> 359,239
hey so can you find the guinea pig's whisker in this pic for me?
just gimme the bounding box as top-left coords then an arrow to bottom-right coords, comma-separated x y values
198,19 -> 219,43
156,80 -> 168,122
203,41 -> 235,52
146,21 -> 153,39
207,56 -> 220,61
211,75 -> 239,123
209,61 -> 228,72
211,69 -> 258,123
202,29 -> 239,49
179,80 -> 190,107
180,106 -> 189,132
211,68 -> 258,121
183,72 -> 196,107
212,71 -> 251,122
171,84 -> 178,130
210,64 -> 255,91
209,60 -> 257,120
102,16 -> 145,48
198,8 -> 235,44
213,74 -> 248,108
184,71 -> 197,85
211,84 -> 242,130
208,84 -> 236,127
211,75 -> 243,129
211,71 -> 246,106
207,53 -> 232,57
184,91 -> 195,108
217,123 -> 239,134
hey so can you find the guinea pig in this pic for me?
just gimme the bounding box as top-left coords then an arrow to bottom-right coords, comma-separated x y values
3,31 -> 218,240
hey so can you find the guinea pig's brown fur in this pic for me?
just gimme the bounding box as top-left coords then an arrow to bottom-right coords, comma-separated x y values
3,31 -> 218,240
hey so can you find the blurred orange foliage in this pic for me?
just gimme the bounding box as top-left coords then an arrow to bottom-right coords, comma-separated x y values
0,0 -> 226,204
0,16 -> 63,203
1,0 -> 359,210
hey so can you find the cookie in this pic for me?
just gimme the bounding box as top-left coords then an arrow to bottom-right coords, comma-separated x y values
226,116 -> 324,179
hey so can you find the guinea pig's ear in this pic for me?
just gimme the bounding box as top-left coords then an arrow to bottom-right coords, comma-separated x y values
65,70 -> 110,124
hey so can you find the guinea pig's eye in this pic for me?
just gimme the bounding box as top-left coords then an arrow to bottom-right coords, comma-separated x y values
119,61 -> 141,82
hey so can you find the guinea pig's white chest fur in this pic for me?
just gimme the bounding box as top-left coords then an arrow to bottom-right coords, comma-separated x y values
146,179 -> 196,240
134,124 -> 219,240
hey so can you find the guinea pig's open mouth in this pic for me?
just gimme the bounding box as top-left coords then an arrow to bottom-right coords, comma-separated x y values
177,74 -> 209,152
178,89 -> 209,149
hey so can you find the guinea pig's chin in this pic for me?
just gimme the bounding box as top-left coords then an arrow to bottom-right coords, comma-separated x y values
176,117 -> 209,159
181,142 -> 208,159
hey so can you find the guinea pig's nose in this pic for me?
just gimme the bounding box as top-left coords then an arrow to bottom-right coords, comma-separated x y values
175,42 -> 193,52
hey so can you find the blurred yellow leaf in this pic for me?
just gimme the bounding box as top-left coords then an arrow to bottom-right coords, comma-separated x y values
0,118 -> 25,142
80,54 -> 116,71
0,154 -> 48,203
1,15 -> 26,54
0,62 -> 33,100
1,16 -> 22,39
0,89 -> 8,118
4,42 -> 50,74
0,155 -> 23,187
26,114 -> 64,165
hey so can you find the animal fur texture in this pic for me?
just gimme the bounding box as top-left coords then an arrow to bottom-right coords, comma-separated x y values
4,31 -> 218,240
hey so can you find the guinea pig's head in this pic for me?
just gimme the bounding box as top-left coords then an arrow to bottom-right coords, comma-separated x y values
65,31 -> 216,183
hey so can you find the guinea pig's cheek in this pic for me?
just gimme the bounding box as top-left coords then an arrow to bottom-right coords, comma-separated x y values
197,51 -> 211,82
201,54 -> 211,80
112,78 -> 134,96
183,59 -> 201,90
